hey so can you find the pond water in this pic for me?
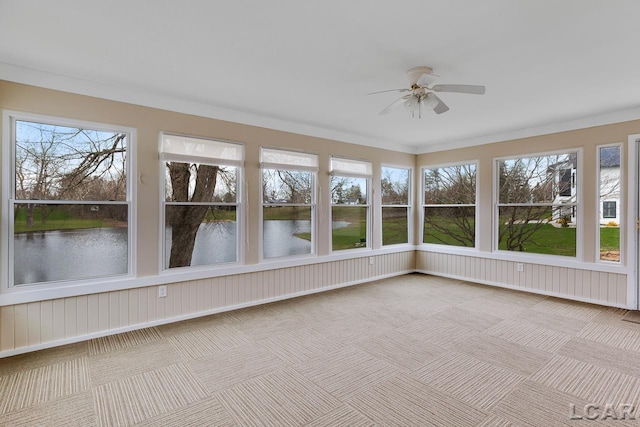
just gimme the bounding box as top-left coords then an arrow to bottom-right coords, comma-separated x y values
14,227 -> 128,285
15,220 -> 351,284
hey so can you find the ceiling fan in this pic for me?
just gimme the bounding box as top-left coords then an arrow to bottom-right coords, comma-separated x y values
369,66 -> 486,118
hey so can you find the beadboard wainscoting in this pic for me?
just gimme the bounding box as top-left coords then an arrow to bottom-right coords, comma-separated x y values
0,251 -> 415,357
416,250 -> 629,308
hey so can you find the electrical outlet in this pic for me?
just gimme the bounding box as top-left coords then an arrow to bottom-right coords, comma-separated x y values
369,257 -> 374,265
517,263 -> 524,272
158,285 -> 167,298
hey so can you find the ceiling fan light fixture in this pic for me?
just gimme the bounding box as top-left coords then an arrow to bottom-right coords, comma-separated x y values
403,96 -> 418,112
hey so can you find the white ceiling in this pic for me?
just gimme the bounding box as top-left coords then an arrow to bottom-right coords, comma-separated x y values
2,0 -> 640,153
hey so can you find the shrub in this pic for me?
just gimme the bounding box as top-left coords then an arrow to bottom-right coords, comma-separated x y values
606,220 -> 619,227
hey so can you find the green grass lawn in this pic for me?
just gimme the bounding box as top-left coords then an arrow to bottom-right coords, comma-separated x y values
424,216 -> 621,258
600,227 -> 620,251
382,216 -> 408,245
14,207 -> 106,233
497,224 -> 576,256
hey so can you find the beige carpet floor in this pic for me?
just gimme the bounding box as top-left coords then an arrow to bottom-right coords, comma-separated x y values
1,273 -> 640,426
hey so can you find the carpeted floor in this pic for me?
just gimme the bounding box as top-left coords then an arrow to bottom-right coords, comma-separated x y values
1,273 -> 640,426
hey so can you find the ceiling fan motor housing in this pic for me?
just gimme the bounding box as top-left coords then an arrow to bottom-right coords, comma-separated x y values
407,66 -> 433,86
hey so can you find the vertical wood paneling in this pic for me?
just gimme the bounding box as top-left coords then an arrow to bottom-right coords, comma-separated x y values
14,305 -> 28,349
138,287 -> 149,324
77,295 -> 88,336
0,305 -> 15,351
147,287 -> 157,322
590,271 -> 600,300
52,299 -> 66,341
16,250 -> 632,355
65,298 -> 77,338
574,269 -> 583,297
27,302 -> 41,346
559,268 -> 568,294
128,289 -> 139,325
157,285 -> 167,320
551,267 -> 559,293
40,300 -> 53,343
599,273 -> 609,302
418,250 -> 627,308
109,292 -> 120,329
617,275 -> 627,305
567,269 -> 575,295
98,293 -> 110,331
204,278 -> 213,311
118,291 -> 128,326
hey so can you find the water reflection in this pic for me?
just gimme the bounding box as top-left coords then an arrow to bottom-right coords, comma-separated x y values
15,220 -> 353,284
14,228 -> 128,285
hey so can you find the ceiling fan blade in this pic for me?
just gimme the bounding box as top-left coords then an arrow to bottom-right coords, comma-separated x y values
416,73 -> 438,87
379,95 -> 410,115
367,88 -> 410,95
431,84 -> 485,95
430,93 -> 450,114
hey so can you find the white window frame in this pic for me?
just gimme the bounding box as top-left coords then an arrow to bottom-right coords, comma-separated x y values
493,148 -> 582,259
1,110 -> 136,291
420,161 -> 478,249
259,147 -> 318,261
381,164 -> 413,246
159,133 -> 244,271
596,142 -> 623,264
330,156 -> 372,253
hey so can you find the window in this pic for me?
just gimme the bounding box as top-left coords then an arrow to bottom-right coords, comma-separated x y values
330,157 -> 371,251
261,148 -> 317,259
5,114 -> 133,286
603,201 -> 616,219
161,134 -> 242,269
381,166 -> 411,245
496,151 -> 578,257
422,163 -> 476,247
598,145 -> 621,262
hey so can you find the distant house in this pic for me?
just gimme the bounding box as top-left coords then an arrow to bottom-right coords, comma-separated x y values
550,156 -> 577,223
599,147 -> 621,225
549,150 -> 620,225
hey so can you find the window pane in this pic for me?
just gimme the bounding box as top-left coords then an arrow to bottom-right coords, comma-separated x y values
382,167 -> 409,205
14,203 -> 128,285
497,206 -> 576,256
165,162 -> 236,202
382,207 -> 408,245
332,206 -> 367,250
262,169 -> 312,204
498,153 -> 577,204
423,206 -> 475,247
599,146 -> 621,262
424,164 -> 475,204
165,205 -> 236,268
263,206 -> 312,258
331,176 -> 367,205
15,120 -> 127,201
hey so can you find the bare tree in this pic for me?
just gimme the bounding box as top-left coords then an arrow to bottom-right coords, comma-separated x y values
15,121 -> 126,227
497,154 -> 576,252
166,162 -> 220,268
423,164 -> 476,246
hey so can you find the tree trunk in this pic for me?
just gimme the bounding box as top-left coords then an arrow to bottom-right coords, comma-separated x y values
169,205 -> 208,267
167,162 -> 219,268
26,203 -> 34,228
